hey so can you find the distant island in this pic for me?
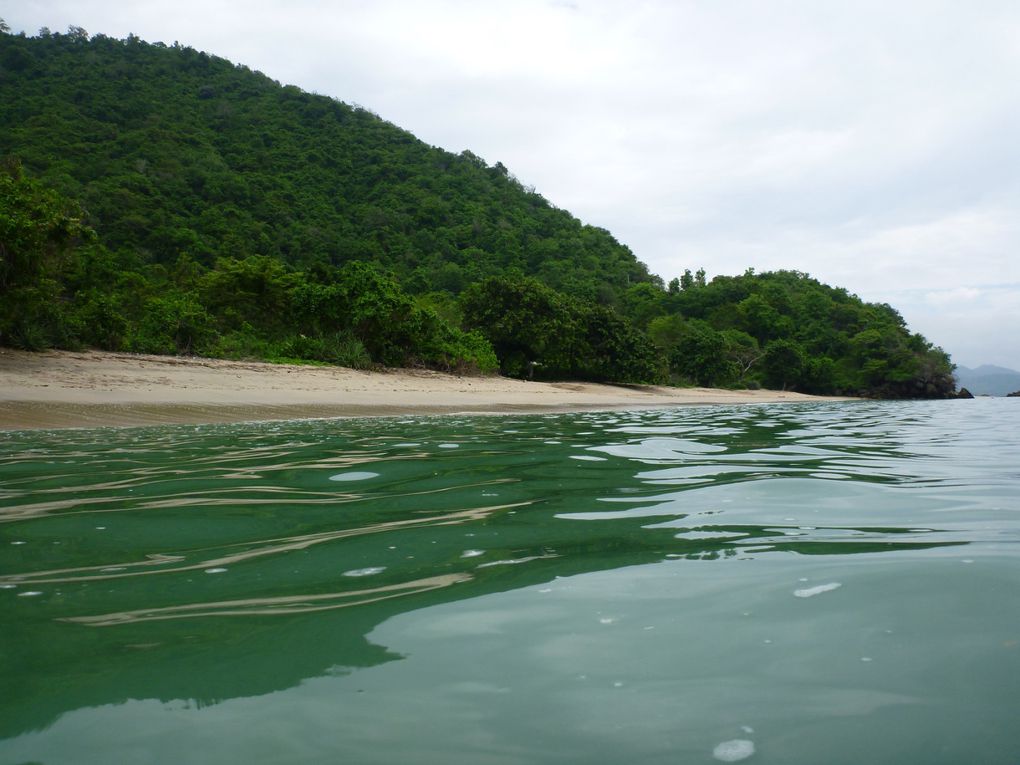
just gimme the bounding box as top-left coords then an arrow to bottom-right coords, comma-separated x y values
954,365 -> 1020,397
0,25 -> 957,398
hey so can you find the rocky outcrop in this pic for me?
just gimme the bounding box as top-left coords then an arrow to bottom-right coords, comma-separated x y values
955,388 -> 975,399
1008,390 -> 1020,397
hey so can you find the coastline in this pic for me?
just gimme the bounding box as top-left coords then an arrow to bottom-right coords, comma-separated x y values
0,349 -> 854,430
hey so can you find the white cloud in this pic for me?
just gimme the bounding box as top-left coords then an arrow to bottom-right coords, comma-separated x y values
922,287 -> 983,306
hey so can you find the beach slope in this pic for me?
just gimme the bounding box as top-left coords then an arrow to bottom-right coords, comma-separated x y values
0,349 -> 851,429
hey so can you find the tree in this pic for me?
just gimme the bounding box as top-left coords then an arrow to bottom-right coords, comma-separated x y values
647,314 -> 686,351
620,281 -> 665,329
576,303 -> 665,384
200,256 -> 297,334
737,293 -> 788,344
720,329 -> 762,383
461,274 -> 663,382
0,160 -> 92,348
460,274 -> 576,377
670,320 -> 732,387
801,355 -> 839,394
131,293 -> 212,354
761,339 -> 806,391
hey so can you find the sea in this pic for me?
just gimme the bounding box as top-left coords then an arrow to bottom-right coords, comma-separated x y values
1,398 -> 1018,764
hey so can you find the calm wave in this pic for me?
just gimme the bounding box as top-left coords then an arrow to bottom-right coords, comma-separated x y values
2,399 -> 1018,763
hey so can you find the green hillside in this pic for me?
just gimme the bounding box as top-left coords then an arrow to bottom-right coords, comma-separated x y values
0,27 -> 651,300
0,26 -> 957,396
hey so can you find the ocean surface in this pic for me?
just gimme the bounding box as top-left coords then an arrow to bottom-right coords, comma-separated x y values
1,398 -> 1018,764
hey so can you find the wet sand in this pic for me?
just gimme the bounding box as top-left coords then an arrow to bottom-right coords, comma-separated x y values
0,349 -> 853,429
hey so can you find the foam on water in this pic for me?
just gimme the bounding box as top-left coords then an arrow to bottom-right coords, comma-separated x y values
793,582 -> 842,598
329,471 -> 380,482
674,530 -> 746,540
476,554 -> 557,568
713,739 -> 755,762
343,567 -> 386,577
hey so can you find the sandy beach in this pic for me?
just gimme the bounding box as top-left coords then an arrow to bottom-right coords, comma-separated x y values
0,349 -> 851,429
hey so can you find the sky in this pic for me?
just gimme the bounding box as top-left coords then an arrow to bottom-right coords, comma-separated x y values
6,0 -> 1020,370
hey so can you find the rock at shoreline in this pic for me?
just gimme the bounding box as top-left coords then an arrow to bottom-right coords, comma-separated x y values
956,388 -> 975,399
1008,390 -> 1020,397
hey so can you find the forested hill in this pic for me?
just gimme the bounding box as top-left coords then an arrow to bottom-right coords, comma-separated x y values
0,26 -> 958,397
0,28 -> 651,300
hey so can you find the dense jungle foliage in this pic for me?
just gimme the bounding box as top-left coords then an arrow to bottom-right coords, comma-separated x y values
0,26 -> 957,396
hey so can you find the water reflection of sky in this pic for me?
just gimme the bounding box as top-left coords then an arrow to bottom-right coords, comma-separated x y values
2,400 -> 1019,762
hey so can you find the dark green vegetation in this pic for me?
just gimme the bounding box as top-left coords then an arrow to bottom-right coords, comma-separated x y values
0,26 -> 956,395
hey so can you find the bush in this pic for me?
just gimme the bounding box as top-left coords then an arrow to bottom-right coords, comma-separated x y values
273,332 -> 373,368
71,290 -> 129,350
127,293 -> 212,354
201,329 -> 275,360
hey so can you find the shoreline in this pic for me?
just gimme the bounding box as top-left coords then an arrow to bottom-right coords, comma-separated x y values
0,349 -> 854,430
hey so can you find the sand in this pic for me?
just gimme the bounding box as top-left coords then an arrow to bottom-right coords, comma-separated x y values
0,348 -> 852,430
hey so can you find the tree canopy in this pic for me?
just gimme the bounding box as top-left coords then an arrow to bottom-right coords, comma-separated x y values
0,28 -> 652,302
0,28 -> 957,397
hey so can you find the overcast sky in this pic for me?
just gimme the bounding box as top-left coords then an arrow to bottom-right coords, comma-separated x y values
7,0 -> 1020,370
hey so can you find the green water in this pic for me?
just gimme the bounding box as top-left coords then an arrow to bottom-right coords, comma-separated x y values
1,399 -> 1019,764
